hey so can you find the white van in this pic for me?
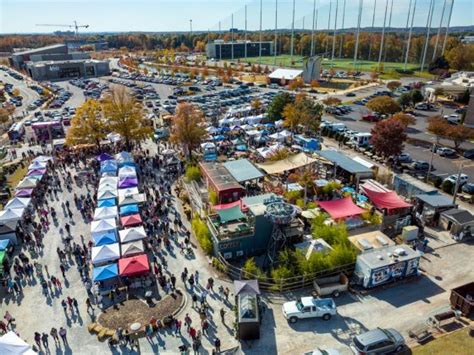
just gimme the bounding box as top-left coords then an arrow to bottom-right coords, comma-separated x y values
350,133 -> 372,147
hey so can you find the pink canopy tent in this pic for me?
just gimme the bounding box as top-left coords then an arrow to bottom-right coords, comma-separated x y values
118,177 -> 138,188
121,214 -> 142,227
118,254 -> 149,277
318,196 -> 366,220
15,189 -> 34,197
362,188 -> 412,212
212,200 -> 249,212
26,168 -> 46,176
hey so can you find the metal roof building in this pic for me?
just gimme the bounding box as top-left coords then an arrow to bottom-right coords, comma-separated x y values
223,159 -> 264,183
317,150 -> 373,178
268,68 -> 303,81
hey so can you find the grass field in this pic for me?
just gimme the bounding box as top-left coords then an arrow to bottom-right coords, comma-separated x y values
412,328 -> 474,355
241,55 -> 421,72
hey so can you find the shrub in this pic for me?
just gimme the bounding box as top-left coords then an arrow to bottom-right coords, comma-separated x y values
185,165 -> 201,182
441,180 -> 455,194
208,189 -> 218,205
361,211 -> 383,225
242,258 -> 266,280
306,201 -> 318,209
191,214 -> 213,255
284,190 -> 302,203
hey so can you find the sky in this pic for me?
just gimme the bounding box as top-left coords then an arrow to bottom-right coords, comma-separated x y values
0,0 -> 472,34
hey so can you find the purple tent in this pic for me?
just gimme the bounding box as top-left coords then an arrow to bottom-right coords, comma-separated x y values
118,177 -> 138,188
97,153 -> 113,162
27,168 -> 46,176
15,188 -> 34,197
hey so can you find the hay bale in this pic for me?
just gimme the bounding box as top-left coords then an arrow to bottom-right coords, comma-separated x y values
87,323 -> 98,333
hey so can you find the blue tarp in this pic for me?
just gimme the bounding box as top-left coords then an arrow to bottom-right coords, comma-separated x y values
92,230 -> 117,246
0,239 -> 10,251
120,204 -> 139,216
98,198 -> 117,208
93,263 -> 119,282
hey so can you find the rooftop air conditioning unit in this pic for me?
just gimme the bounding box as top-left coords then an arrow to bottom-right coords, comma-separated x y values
358,238 -> 373,250
376,235 -> 389,246
394,248 -> 407,256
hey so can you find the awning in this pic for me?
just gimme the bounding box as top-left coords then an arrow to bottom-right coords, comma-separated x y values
318,196 -> 366,219
119,226 -> 147,243
119,254 -> 149,277
363,188 -> 412,211
121,240 -> 145,257
93,206 -> 118,221
258,152 -> 317,175
121,214 -> 142,227
119,204 -> 139,216
217,205 -> 246,223
98,198 -> 117,208
92,230 -> 117,246
212,200 -> 243,211
93,263 -> 118,282
91,243 -> 120,265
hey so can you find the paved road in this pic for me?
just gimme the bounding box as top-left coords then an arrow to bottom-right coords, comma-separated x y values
0,71 -> 40,119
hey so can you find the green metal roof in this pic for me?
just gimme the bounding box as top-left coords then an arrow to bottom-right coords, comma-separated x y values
223,159 -> 264,183
217,205 -> 246,224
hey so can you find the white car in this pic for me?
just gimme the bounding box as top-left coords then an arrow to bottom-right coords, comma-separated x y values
282,297 -> 337,323
303,348 -> 340,355
444,174 -> 469,186
444,114 -> 461,124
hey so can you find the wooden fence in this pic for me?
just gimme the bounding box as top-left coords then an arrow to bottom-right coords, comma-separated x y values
216,254 -> 355,293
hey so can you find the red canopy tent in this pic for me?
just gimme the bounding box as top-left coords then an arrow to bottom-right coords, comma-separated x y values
212,200 -> 249,212
119,254 -> 150,277
318,196 -> 366,220
121,214 -> 142,227
362,188 -> 412,212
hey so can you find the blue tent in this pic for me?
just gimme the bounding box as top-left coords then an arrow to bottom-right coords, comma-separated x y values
120,204 -> 139,216
98,198 -> 116,208
213,135 -> 225,141
100,160 -> 117,173
119,161 -> 136,168
0,239 -> 10,251
93,263 -> 119,282
92,230 -> 117,246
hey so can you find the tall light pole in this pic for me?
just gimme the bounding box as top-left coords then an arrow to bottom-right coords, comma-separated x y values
433,0 -> 447,61
402,0 -> 413,63
441,0 -> 454,56
302,16 -> 306,56
383,0 -> 394,62
353,0 -> 364,69
331,0 -> 339,61
377,0 -> 389,69
290,0 -> 296,62
368,0 -> 377,61
219,21 -> 222,61
259,0 -> 263,64
274,0 -> 278,64
339,0 -> 346,58
452,162 -> 464,204
231,14 -> 234,61
404,0 -> 417,70
310,0 -> 317,57
325,0 -> 332,57
420,0 -> 435,72
245,5 -> 248,59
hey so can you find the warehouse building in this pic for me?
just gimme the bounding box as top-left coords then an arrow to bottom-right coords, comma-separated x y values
10,44 -> 68,69
206,40 -> 273,60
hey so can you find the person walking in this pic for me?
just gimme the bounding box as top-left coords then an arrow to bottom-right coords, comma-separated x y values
50,327 -> 59,345
175,319 -> 182,336
59,327 -> 67,345
34,332 -> 42,350
184,313 -> 192,330
192,293 -> 198,308
86,297 -> 94,312
189,326 -> 196,340
41,332 -> 49,349
220,308 -> 226,324
214,337 -> 221,353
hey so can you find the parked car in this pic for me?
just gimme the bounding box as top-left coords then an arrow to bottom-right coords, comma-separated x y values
463,149 -> 474,160
444,114 -> 461,125
436,147 -> 457,157
303,348 -> 340,355
395,153 -> 412,163
409,161 -> 431,172
313,274 -> 349,298
462,183 -> 474,194
444,174 -> 469,186
362,113 -> 381,122
282,297 -> 337,323
350,328 -> 405,355
345,92 -> 356,97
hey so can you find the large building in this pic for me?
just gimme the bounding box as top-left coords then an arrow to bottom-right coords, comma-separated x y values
9,43 -> 109,81
206,40 -> 273,60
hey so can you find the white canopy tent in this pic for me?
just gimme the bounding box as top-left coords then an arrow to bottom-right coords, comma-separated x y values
0,208 -> 25,223
98,190 -> 118,200
269,130 -> 291,142
98,183 -> 118,194
119,226 -> 147,243
93,206 -> 118,221
32,155 -> 53,163
99,176 -> 118,186
118,193 -> 146,206
91,218 -> 117,236
256,143 -> 285,159
118,166 -> 137,178
118,187 -> 139,197
0,331 -> 36,355
5,197 -> 31,210
91,243 -> 120,265
28,160 -> 47,170
121,240 -> 145,257
16,177 -> 38,189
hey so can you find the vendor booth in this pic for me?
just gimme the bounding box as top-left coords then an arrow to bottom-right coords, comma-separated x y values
5,197 -> 31,210
118,193 -> 146,206
119,226 -> 147,243
119,204 -> 139,216
93,263 -> 119,282
0,331 -> 35,355
93,206 -> 118,221
118,254 -> 150,277
92,230 -> 118,246
121,214 -> 143,227
121,240 -> 145,257
91,243 -> 121,265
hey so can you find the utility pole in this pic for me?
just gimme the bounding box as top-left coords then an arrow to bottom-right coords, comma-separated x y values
310,0 -> 317,57
353,0 -> 364,69
442,0 -> 454,56
433,0 -> 447,61
331,0 -> 339,61
420,0 -> 435,72
383,0 -> 394,63
402,0 -> 413,63
219,21 -> 222,60
339,0 -> 346,58
231,14 -> 234,61
274,0 -> 278,64
245,5 -> 248,59
426,142 -> 436,183
404,0 -> 417,70
325,0 -> 332,57
377,0 -> 389,70
259,0 -> 263,64
452,162 -> 464,204
368,0 -> 377,61
290,0 -> 296,62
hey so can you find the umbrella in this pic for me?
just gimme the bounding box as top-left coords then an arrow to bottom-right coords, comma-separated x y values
15,189 -> 33,197
119,204 -> 139,216
93,263 -> 118,282
98,198 -> 116,208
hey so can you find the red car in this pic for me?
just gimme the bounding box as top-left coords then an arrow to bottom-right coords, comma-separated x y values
362,113 -> 381,122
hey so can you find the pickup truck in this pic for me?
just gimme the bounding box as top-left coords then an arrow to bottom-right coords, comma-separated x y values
282,297 -> 337,323
313,274 -> 349,298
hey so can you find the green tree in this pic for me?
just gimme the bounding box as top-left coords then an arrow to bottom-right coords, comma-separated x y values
366,96 -> 401,116
267,92 -> 294,122
410,89 -> 424,105
102,87 -> 153,149
398,93 -> 412,109
65,100 -> 106,148
295,94 -> 324,134
185,165 -> 201,182
386,81 -> 401,92
242,258 -> 266,280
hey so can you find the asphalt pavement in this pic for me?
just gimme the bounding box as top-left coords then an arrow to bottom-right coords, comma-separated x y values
0,71 -> 40,118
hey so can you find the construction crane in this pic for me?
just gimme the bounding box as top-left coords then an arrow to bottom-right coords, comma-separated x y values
36,20 -> 89,36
